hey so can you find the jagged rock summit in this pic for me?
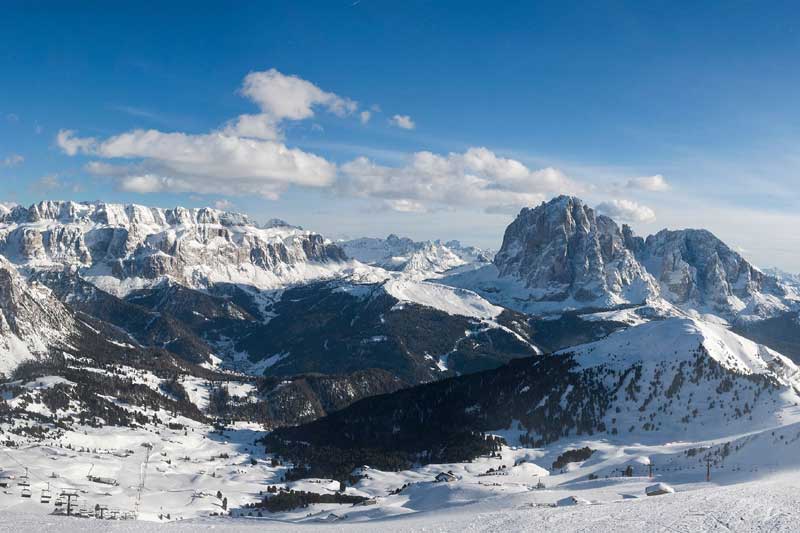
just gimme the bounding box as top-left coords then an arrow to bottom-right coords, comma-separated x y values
448,195 -> 794,322
493,195 -> 658,306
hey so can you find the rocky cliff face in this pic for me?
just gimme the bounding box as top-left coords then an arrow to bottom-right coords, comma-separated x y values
634,229 -> 789,319
493,196 -> 658,306
490,196 -> 793,321
0,201 -> 347,294
0,255 -> 77,375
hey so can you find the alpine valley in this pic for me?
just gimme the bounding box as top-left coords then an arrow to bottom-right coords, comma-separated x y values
1,196 -> 799,530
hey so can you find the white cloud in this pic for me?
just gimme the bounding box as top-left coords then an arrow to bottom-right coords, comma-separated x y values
69,129 -> 337,198
596,199 -> 656,222
340,147 -> 581,213
56,69 -> 375,199
56,70 -> 360,199
241,69 -> 356,120
116,174 -> 166,193
389,114 -> 415,130
57,129 -> 96,156
359,110 -> 371,124
2,154 -> 23,167
626,174 -> 671,192
223,69 -> 358,140
213,199 -> 234,210
385,199 -> 427,213
221,113 -> 281,141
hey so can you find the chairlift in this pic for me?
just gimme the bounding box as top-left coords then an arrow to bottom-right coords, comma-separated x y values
41,485 -> 52,504
18,468 -> 30,488
54,496 -> 65,507
21,487 -> 32,498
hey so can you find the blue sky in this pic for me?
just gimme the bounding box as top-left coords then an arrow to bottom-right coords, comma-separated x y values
1,1 -> 799,270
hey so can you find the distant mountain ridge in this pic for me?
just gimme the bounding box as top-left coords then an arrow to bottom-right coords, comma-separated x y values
445,196 -> 796,322
0,200 -> 348,295
340,234 -> 491,279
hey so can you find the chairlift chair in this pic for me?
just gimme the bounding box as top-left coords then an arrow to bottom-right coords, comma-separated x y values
21,487 -> 32,498
41,487 -> 51,503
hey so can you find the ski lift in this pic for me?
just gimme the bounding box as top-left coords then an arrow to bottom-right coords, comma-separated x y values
21,487 -> 32,498
54,496 -> 65,507
41,483 -> 51,503
18,467 -> 30,488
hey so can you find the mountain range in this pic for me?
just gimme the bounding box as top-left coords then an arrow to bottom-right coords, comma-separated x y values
0,195 -> 797,436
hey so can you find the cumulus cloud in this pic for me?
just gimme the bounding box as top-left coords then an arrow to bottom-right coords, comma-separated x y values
359,110 -> 371,124
626,174 -> 671,192
67,129 -> 337,198
389,114 -> 415,130
222,69 -> 358,140
57,130 -> 96,156
57,69 -> 355,199
241,69 -> 356,120
340,147 -> 581,213
2,154 -> 23,166
596,199 -> 656,222
213,199 -> 234,210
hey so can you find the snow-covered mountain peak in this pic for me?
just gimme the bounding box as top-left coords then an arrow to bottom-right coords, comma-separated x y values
454,195 -> 795,322
340,234 -> 491,279
493,195 -> 658,307
2,200 -> 257,228
566,316 -> 799,385
0,200 -> 349,295
631,227 -> 791,321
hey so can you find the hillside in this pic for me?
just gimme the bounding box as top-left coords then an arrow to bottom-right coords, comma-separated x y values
268,316 -> 800,475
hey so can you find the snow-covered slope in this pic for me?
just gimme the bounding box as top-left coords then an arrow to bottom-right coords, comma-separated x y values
566,316 -> 799,384
0,201 -> 350,295
383,278 -> 503,319
340,234 -> 491,279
